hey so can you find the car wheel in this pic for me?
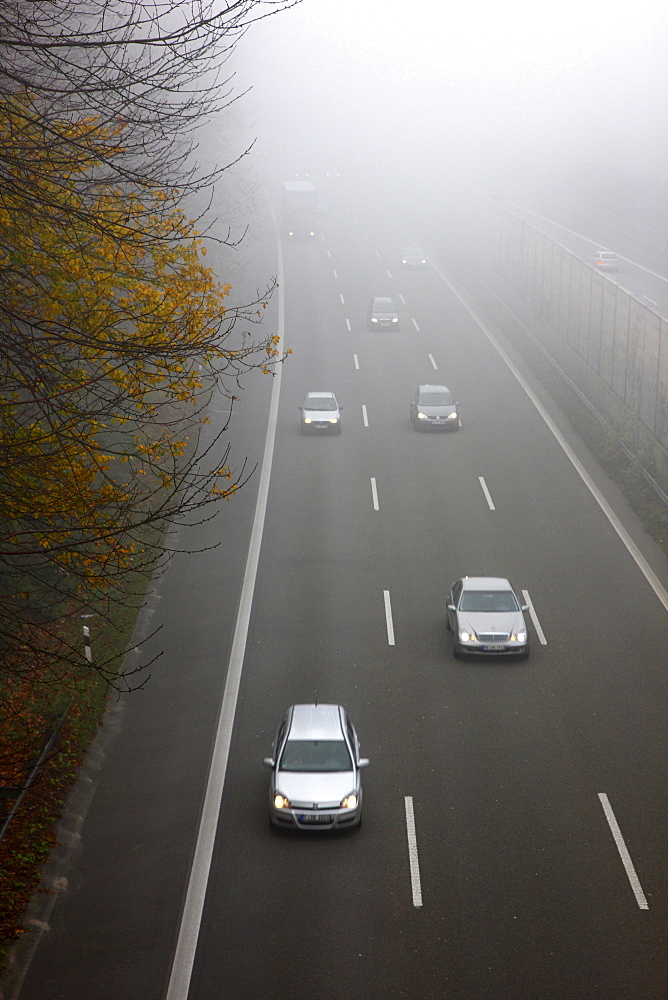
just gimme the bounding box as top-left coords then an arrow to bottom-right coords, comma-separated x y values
335,425 -> 342,435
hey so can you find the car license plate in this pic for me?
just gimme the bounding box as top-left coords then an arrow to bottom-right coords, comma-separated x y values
299,813 -> 332,824
483,644 -> 505,651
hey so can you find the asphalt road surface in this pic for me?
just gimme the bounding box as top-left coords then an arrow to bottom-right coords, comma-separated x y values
13,188 -> 667,1000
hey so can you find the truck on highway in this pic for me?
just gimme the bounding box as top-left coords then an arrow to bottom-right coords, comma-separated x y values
282,180 -> 317,238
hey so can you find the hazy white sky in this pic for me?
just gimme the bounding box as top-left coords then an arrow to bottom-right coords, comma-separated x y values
237,0 -> 667,180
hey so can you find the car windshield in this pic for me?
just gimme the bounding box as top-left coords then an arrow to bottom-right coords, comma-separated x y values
304,397 -> 336,410
280,739 -> 352,772
419,391 -> 452,406
375,300 -> 395,310
460,590 -> 519,613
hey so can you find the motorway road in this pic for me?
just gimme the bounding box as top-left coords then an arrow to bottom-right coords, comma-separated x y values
14,191 -> 667,999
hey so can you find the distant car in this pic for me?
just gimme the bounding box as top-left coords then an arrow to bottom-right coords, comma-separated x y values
590,250 -> 620,272
401,247 -> 427,268
410,384 -> 460,431
367,296 -> 400,330
446,577 -> 529,658
263,703 -> 369,830
298,391 -> 342,434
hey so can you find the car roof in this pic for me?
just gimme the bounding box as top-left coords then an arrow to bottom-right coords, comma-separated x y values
596,251 -> 617,258
372,296 -> 396,306
288,703 -> 345,740
418,384 -> 451,393
460,576 -> 513,590
304,391 -> 336,400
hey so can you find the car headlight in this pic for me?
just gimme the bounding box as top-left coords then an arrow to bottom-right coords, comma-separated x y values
392,317 -> 399,323
417,411 -> 428,420
274,793 -> 290,810
340,793 -> 358,810
370,317 -> 378,323
459,629 -> 477,642
447,411 -> 457,419
329,417 -> 338,424
303,417 -> 312,424
512,631 -> 527,643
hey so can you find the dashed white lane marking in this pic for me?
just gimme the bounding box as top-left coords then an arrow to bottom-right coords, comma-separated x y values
339,293 -> 345,305
386,268 -> 393,279
353,353 -> 360,370
333,269 -> 338,279
478,476 -> 496,510
383,590 -> 395,645
412,318 -> 420,332
370,477 -> 379,510
429,259 -> 668,615
346,318 -> 351,331
326,249 -> 331,258
598,793 -> 649,910
374,249 -> 381,257
404,797 -> 423,907
521,589 -> 547,644
399,293 -> 406,305
428,353 -> 438,370
362,404 -> 369,427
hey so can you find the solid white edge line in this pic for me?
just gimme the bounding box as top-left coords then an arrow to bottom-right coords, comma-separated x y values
383,589 -> 395,645
370,477 -> 379,511
353,353 -> 359,370
521,589 -> 547,645
598,793 -> 649,909
428,353 -> 438,370
404,796 -> 423,907
478,476 -> 496,511
165,228 -> 286,1000
430,261 -> 668,615
412,318 -> 420,332
362,404 -> 369,428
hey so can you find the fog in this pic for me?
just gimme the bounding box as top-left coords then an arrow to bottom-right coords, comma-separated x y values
232,0 -> 667,227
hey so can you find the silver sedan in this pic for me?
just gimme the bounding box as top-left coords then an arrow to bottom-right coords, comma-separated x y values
446,576 -> 529,658
264,704 -> 369,830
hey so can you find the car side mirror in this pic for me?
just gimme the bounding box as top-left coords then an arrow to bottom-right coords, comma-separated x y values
521,605 -> 529,613
447,604 -> 456,612
339,405 -> 343,411
297,406 -> 302,411
455,401 -> 461,406
358,758 -> 370,768
262,757 -> 275,768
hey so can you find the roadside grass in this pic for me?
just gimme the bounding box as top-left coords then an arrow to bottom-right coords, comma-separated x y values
0,530 -> 161,969
491,302 -> 668,560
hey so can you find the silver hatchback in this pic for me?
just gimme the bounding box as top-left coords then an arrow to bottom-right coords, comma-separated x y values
264,704 -> 369,830
446,577 -> 529,658
367,296 -> 400,330
298,391 -> 342,434
410,385 -> 460,430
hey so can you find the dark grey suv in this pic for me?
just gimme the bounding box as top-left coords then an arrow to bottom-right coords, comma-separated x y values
367,296 -> 399,330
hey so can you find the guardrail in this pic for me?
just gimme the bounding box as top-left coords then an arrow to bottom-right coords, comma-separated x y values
0,701 -> 72,844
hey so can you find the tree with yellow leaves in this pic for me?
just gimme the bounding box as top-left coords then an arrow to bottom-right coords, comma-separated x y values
0,1 -> 294,770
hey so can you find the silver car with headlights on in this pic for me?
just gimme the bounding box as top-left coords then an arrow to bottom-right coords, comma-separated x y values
264,704 -> 369,830
298,391 -> 342,434
410,384 -> 460,430
446,577 -> 529,658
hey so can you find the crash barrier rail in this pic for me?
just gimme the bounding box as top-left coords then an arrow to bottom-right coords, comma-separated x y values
433,187 -> 668,488
0,700 -> 72,845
